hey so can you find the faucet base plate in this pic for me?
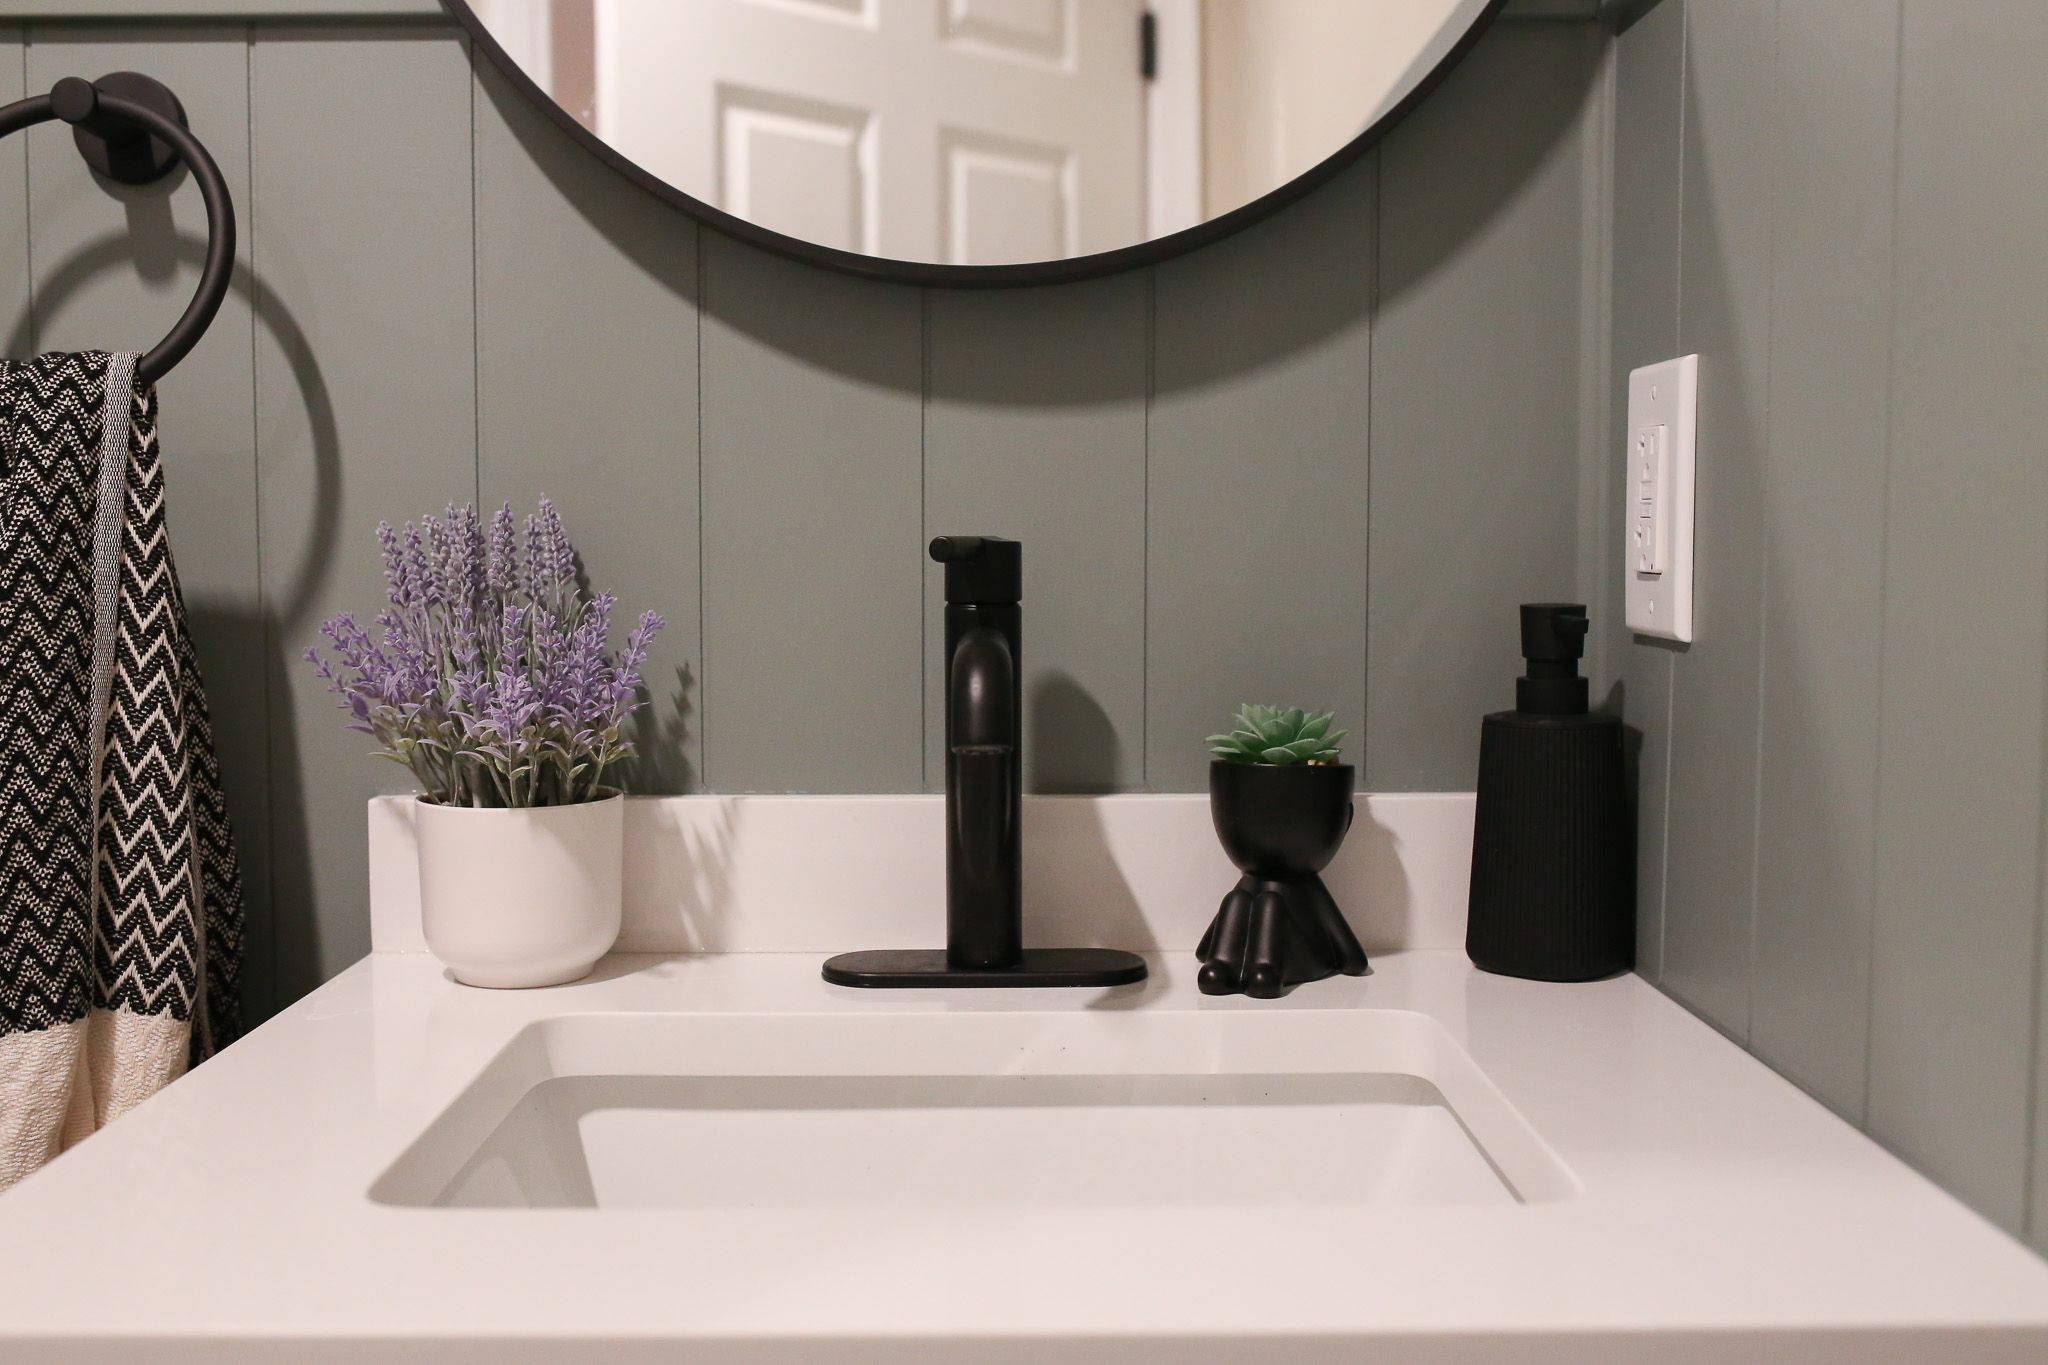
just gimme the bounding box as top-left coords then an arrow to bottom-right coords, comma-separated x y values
821,948 -> 1149,990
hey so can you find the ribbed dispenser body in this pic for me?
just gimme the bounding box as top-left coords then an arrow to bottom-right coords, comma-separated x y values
1466,712 -> 1631,980
1466,603 -> 1632,982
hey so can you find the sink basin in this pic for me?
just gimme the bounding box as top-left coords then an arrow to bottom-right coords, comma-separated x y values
371,1009 -> 1576,1211
15,950 -> 2048,1359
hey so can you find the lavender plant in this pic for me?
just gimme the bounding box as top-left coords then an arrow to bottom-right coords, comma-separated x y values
306,498 -> 664,808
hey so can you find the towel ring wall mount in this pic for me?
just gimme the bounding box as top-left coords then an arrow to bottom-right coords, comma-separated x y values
0,72 -> 235,387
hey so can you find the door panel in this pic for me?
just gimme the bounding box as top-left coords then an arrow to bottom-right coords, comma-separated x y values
719,87 -> 874,253
943,129 -> 1070,263
596,0 -> 1140,264
944,0 -> 1069,63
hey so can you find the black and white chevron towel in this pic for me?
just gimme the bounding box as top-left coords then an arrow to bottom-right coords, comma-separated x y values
0,351 -> 244,1190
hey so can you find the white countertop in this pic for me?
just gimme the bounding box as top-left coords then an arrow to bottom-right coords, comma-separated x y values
2,948 -> 2046,1363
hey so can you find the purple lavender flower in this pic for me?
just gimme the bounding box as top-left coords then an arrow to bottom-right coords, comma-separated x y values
306,498 -> 664,808
376,522 -> 406,610
525,496 -> 576,604
397,521 -> 429,615
485,502 -> 517,597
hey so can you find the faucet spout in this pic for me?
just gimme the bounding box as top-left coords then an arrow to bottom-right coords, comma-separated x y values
945,624 -> 1019,969
949,626 -> 1015,752
818,535 -> 1146,990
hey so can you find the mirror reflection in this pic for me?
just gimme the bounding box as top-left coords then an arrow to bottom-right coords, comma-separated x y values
464,0 -> 1489,267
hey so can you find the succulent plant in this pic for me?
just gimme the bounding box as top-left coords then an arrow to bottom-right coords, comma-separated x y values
1207,704 -> 1347,766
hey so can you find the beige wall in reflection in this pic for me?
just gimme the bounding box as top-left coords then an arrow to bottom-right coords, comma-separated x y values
1203,0 -> 1455,218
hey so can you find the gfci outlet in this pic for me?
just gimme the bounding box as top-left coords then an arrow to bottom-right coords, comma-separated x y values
1625,355 -> 1697,642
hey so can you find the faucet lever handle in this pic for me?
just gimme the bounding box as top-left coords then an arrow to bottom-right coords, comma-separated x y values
930,534 -> 1021,603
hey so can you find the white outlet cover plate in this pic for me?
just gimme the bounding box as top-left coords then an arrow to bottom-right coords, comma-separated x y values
1625,354 -> 1697,642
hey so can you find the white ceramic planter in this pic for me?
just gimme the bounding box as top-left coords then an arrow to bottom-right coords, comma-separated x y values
415,792 -> 625,988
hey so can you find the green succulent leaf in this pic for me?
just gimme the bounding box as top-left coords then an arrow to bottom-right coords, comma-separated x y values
1209,702 -> 1347,765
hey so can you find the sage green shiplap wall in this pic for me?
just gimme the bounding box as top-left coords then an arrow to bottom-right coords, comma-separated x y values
0,8 -> 1608,1020
1612,0 -> 2048,1254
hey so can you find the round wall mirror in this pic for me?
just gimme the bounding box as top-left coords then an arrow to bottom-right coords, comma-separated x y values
450,0 -> 1505,285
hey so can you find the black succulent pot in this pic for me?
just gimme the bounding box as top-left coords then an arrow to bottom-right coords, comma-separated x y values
1198,760 -> 1369,998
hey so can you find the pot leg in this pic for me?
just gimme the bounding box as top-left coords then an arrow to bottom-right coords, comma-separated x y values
1198,883 -> 1254,994
1243,887 -> 1289,999
1301,875 -> 1369,976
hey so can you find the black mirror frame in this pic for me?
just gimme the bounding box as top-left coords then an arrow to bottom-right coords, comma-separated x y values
446,0 -> 1510,288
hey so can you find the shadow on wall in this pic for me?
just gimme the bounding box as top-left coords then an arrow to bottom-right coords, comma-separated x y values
1372,27 -> 1604,319
8,189 -> 343,1019
1337,803 -> 1416,958
1636,42 -> 1774,1039
1030,671 -> 1123,794
631,663 -> 696,796
6,194 -> 343,626
474,21 -> 1598,405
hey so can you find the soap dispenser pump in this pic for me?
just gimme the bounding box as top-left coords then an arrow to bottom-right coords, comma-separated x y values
1466,603 -> 1632,981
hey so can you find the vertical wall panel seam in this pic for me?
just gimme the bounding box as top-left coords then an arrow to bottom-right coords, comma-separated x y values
1362,151 -> 1380,780
1671,0 -> 1686,346
1657,648 -> 1674,974
925,288 -> 933,785
2027,430 -> 2048,1235
917,287 -> 929,792
1656,0 -> 1688,983
1580,31 -> 1618,690
2023,0 -> 2048,1232
1860,0 -> 1907,1139
248,21 -> 280,1016
1140,268 -> 1154,791
1741,0 -> 1782,1047
465,37 -> 479,508
18,31 -> 32,353
919,289 -> 928,793
693,228 -> 706,790
241,21 -> 271,1016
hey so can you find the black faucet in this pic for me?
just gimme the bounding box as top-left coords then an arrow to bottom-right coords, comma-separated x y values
821,537 -> 1148,989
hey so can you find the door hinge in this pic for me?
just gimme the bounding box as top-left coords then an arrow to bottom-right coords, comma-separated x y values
1140,10 -> 1158,80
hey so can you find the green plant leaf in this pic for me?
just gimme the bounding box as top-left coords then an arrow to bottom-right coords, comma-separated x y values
1216,703 -> 1350,761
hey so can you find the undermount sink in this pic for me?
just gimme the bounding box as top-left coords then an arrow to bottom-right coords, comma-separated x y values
370,1008 -> 1576,1211
17,951 -> 2048,1359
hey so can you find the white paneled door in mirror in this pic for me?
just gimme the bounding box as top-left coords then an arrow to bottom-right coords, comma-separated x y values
587,0 -> 1140,263
454,0 -> 1500,280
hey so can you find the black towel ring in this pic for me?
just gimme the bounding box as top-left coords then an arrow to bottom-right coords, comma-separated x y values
0,72 -> 235,388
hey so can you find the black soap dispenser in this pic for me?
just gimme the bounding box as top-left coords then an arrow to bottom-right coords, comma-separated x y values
1466,603 -> 1632,981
